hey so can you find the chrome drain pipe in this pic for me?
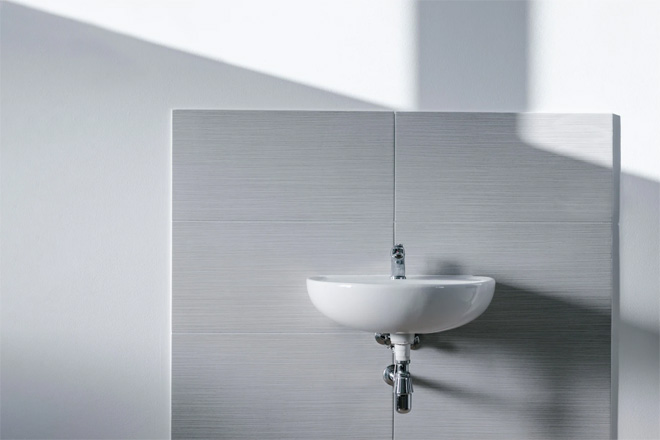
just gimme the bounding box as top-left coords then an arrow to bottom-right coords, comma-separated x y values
383,361 -> 413,414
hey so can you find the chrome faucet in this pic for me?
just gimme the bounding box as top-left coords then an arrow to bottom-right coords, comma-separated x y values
391,244 -> 406,279
384,244 -> 414,413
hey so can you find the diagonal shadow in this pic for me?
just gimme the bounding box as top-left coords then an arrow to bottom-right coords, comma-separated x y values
416,0 -> 528,112
0,3 -> 386,440
392,110 -> 620,438
413,280 -> 656,438
412,281 -> 615,439
412,2 -> 659,438
2,2 -> 658,440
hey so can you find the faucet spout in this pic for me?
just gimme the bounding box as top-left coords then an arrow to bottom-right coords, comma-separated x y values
391,244 -> 406,280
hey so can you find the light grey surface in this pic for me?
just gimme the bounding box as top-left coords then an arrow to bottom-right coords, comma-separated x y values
396,221 -> 612,304
394,223 -> 611,439
173,221 -> 392,333
173,110 -> 393,221
393,319 -> 610,440
0,5 -> 382,439
392,112 -> 615,439
395,112 -> 616,223
3,1 -> 657,439
173,110 -> 615,439
172,110 -> 395,438
618,173 -> 660,440
416,1 -> 528,111
172,333 -> 392,440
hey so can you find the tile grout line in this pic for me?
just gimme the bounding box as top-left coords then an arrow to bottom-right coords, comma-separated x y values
391,348 -> 395,440
171,332 -> 370,335
172,220 -> 614,224
172,220 -> 395,224
393,111 -> 397,246
392,112 -> 396,440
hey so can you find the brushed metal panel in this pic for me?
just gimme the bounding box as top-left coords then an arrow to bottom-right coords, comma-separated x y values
395,112 -> 616,222
173,221 -> 393,333
173,110 -> 394,221
173,333 -> 393,440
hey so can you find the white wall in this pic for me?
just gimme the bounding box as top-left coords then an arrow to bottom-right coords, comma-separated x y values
2,0 -> 658,439
0,3 -> 381,438
3,0 -> 417,110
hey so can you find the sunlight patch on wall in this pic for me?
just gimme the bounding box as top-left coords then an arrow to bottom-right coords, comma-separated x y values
516,113 -> 614,169
527,0 -> 660,182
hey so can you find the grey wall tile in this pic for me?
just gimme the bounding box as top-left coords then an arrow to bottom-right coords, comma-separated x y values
394,316 -> 610,439
396,221 -> 613,305
394,221 -> 611,439
173,221 -> 393,333
173,111 -> 615,439
173,333 -> 393,440
173,110 -> 394,221
395,113 -> 616,222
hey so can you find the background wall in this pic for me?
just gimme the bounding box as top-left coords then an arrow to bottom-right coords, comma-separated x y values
1,1 -> 658,439
0,4 -> 382,439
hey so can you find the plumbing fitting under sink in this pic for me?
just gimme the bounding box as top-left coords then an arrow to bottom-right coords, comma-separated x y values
306,243 -> 496,415
383,361 -> 413,414
378,332 -> 417,414
386,244 -> 413,413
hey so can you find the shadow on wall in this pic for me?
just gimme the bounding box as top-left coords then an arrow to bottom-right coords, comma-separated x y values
416,0 -> 528,111
2,1 -> 659,439
425,280 -> 610,433
414,1 -> 659,438
392,110 -> 617,437
415,279 -> 657,438
617,172 -> 660,439
0,3 -> 382,440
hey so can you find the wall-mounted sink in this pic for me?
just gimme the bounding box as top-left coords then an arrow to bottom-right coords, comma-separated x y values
306,244 -> 495,414
307,275 -> 495,335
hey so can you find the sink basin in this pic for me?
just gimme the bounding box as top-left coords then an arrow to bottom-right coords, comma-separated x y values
307,275 -> 495,334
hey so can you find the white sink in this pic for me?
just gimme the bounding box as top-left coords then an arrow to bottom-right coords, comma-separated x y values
307,275 -> 495,334
307,268 -> 495,415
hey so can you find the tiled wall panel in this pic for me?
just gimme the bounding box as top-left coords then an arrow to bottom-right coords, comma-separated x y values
173,221 -> 392,333
395,112 -> 616,223
173,110 -> 393,221
393,327 -> 610,440
173,111 -> 616,440
173,110 -> 394,439
393,224 -> 611,439
395,222 -> 612,304
394,112 -> 617,440
173,334 -> 392,440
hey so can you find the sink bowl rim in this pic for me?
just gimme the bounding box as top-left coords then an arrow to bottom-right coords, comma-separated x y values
307,274 -> 494,286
